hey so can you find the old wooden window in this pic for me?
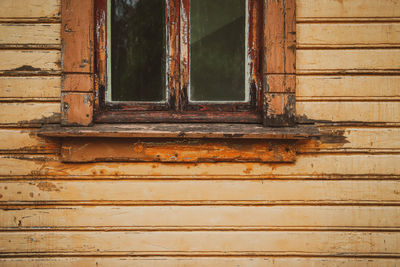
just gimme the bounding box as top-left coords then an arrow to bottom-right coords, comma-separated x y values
94,0 -> 264,124
40,0 -> 320,163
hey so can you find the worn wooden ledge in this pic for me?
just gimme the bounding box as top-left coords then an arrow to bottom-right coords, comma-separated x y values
39,123 -> 320,140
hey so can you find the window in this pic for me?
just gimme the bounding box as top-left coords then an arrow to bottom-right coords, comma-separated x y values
60,0 -> 296,127
94,0 -> 265,123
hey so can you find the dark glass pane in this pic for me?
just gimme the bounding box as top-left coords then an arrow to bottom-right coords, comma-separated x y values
111,0 -> 165,102
190,0 -> 247,102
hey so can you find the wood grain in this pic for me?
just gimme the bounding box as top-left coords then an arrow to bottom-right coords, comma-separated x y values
0,77 -> 60,101
0,24 -> 60,48
0,103 -> 60,126
0,257 -> 399,267
0,231 -> 399,256
0,50 -> 60,74
0,0 -> 60,22
0,129 -> 57,153
1,154 -> 399,179
0,180 -> 399,204
1,206 -> 399,230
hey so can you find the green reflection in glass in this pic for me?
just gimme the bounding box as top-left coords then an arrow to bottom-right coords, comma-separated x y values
110,0 -> 165,102
190,0 -> 247,102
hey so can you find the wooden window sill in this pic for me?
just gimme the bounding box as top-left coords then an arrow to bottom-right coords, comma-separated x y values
39,123 -> 320,163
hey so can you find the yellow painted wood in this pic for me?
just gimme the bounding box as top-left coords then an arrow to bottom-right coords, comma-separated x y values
1,206 -> 399,230
0,180 -> 399,204
0,0 -> 60,22
297,76 -> 400,99
0,50 -> 60,73
297,0 -> 400,20
297,101 -> 400,122
297,49 -> 400,74
0,231 -> 399,256
298,23 -> 400,48
298,127 -> 400,153
0,77 -> 60,100
1,154 -> 399,178
0,103 -> 60,126
0,24 -> 60,47
0,129 -> 58,153
1,257 -> 399,267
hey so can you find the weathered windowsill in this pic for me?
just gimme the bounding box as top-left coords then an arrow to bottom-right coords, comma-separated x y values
39,123 -> 320,163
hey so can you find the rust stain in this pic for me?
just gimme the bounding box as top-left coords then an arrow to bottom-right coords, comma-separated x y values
36,182 -> 60,192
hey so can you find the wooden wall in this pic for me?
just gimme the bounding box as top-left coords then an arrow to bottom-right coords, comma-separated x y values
0,0 -> 400,265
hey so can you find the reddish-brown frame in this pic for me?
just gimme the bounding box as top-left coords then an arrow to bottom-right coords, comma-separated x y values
61,0 -> 296,127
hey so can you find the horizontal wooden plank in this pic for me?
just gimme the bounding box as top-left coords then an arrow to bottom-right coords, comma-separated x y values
40,123 -> 319,139
0,231 -> 399,256
297,101 -> 400,123
0,129 -> 58,153
0,24 -> 60,48
1,154 -> 399,179
0,103 -> 60,126
1,257 -> 399,267
298,127 -> 400,153
1,206 -> 399,230
297,0 -> 400,20
298,23 -> 400,48
0,50 -> 60,74
0,180 -> 399,205
0,77 -> 60,100
297,49 -> 400,74
297,76 -> 400,100
61,139 -> 295,163
0,0 -> 60,22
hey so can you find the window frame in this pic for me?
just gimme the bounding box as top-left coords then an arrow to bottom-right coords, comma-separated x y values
93,0 -> 264,124
60,0 -> 296,127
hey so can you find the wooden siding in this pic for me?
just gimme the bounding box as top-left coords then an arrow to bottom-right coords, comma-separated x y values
0,0 -> 399,266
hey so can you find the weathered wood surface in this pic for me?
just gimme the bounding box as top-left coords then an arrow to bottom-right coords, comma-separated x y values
0,77 -> 60,101
0,24 -> 60,48
297,101 -> 400,123
298,23 -> 400,48
297,0 -> 400,21
297,76 -> 400,100
0,129 -> 57,154
297,49 -> 400,74
0,180 -> 399,204
1,206 -> 399,230
0,257 -> 399,267
0,50 -> 60,74
61,139 -> 295,163
0,231 -> 399,256
1,154 -> 399,179
0,103 -> 60,126
40,123 -> 319,139
0,0 -> 60,22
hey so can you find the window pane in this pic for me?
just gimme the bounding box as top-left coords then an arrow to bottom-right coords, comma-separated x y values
109,0 -> 165,102
190,0 -> 247,102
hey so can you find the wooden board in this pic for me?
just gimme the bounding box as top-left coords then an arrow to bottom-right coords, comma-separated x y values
297,49 -> 400,74
0,50 -> 60,74
298,23 -> 400,48
1,154 -> 399,179
0,129 -> 58,154
0,0 -> 60,22
1,206 -> 399,230
0,24 -> 60,48
298,127 -> 400,153
0,231 -> 399,256
0,180 -> 399,205
0,77 -> 60,100
0,103 -> 60,126
297,101 -> 400,123
297,0 -> 400,21
0,257 -> 399,267
297,76 -> 400,100
61,138 -> 296,163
